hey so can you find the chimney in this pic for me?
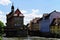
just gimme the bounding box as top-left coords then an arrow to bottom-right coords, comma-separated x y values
43,13 -> 48,19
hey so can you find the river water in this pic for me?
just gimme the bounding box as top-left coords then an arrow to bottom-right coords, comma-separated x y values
2,36 -> 60,40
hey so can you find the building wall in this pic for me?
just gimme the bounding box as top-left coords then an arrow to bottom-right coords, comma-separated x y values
50,18 -> 60,34
13,16 -> 24,28
28,21 -> 39,31
6,14 -> 24,28
31,23 -> 39,31
6,16 -> 14,28
50,25 -> 60,34
39,19 -> 50,32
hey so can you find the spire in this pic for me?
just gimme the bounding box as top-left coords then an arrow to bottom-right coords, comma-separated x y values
11,3 -> 14,12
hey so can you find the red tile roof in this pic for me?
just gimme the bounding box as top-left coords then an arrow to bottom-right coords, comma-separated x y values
14,8 -> 24,16
15,8 -> 22,14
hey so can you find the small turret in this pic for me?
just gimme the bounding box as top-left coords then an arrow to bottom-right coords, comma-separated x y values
11,4 -> 14,12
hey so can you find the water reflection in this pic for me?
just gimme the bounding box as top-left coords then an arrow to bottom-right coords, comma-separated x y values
2,37 -> 59,40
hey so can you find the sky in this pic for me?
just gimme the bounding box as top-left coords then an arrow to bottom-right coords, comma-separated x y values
0,0 -> 60,25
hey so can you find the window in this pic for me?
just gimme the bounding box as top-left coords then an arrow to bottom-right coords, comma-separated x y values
14,17 -> 23,26
15,24 -> 21,26
14,17 -> 22,21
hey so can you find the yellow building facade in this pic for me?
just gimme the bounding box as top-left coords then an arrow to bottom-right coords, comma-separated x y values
28,17 -> 40,31
50,18 -> 60,35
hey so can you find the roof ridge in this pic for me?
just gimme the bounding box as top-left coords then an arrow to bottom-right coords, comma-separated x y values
15,8 -> 22,14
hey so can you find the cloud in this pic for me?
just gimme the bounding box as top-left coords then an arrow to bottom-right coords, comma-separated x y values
0,10 -> 6,25
0,10 -> 3,14
21,10 -> 28,14
0,0 -> 11,5
21,9 -> 43,25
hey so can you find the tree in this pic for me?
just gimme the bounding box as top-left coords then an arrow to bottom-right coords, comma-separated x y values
0,21 -> 4,40
0,21 -> 4,36
0,21 -> 4,27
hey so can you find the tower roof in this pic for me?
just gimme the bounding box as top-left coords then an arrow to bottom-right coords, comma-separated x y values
11,3 -> 14,10
15,9 -> 21,14
14,8 -> 24,16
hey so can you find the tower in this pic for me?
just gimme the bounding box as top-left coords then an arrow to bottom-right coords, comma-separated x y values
4,4 -> 27,37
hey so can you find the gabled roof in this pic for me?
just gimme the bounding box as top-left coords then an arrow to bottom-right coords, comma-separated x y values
15,8 -> 22,14
43,10 -> 60,19
7,9 -> 21,16
44,10 -> 57,18
7,8 -> 24,18
14,8 -> 24,16
38,10 -> 60,22
7,11 -> 14,16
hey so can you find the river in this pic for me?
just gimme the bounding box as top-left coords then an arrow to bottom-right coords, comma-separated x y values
2,36 -> 60,40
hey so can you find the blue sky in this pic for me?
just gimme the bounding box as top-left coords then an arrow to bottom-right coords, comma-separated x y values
0,0 -> 60,25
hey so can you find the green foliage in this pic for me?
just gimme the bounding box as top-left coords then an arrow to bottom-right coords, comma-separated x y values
0,21 -> 5,36
0,36 -> 2,40
0,21 -> 4,27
